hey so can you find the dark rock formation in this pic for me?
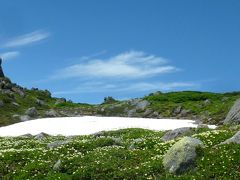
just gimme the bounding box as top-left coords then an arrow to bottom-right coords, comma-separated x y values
0,58 -> 5,77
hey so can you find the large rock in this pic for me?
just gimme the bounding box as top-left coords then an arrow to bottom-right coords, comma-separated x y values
161,127 -> 192,142
224,99 -> 240,124
163,137 -> 203,174
219,131 -> 240,145
129,99 -> 150,110
25,107 -> 38,117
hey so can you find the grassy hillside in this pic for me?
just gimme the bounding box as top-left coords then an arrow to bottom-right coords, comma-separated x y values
0,77 -> 239,126
0,126 -> 240,179
97,91 -> 240,124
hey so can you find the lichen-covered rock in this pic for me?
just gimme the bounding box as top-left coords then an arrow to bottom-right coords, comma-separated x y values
161,127 -> 192,142
224,99 -> 240,124
219,131 -> 240,145
163,137 -> 203,174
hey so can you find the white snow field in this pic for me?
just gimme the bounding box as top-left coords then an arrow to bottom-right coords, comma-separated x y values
0,116 -> 217,136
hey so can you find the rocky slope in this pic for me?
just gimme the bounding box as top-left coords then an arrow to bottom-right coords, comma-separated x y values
0,76 -> 239,126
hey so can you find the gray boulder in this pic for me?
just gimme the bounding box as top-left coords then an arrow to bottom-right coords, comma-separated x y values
25,107 -> 38,117
127,109 -> 136,117
20,115 -> 31,122
34,132 -> 49,140
203,99 -> 211,106
161,127 -> 192,142
135,100 -> 150,110
143,108 -> 153,117
173,106 -> 182,115
219,131 -> 240,145
163,137 -> 203,174
47,140 -> 70,148
45,109 -> 58,117
129,99 -> 150,110
36,99 -> 45,106
0,100 -> 4,107
224,99 -> 240,124
179,109 -> 191,117
11,87 -> 26,97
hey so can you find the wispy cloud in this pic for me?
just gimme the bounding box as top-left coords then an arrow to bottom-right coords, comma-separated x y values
53,81 -> 198,95
0,51 -> 20,60
51,51 -> 179,80
3,30 -> 50,48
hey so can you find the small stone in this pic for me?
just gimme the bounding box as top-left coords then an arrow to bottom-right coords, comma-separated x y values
47,140 -> 70,148
53,159 -> 61,171
0,100 -> 4,107
45,109 -> 58,117
20,115 -> 30,122
12,102 -> 20,107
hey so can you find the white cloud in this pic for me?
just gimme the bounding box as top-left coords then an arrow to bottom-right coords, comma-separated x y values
0,51 -> 20,60
53,81 -> 198,95
4,30 -> 50,48
52,51 -> 179,80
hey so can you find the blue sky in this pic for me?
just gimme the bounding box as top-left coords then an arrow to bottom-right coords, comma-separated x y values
0,0 -> 239,104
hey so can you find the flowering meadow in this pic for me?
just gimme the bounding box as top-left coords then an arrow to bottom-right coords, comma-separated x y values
0,127 -> 240,179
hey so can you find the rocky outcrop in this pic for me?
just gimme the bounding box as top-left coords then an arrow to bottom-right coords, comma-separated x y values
25,107 -> 38,117
219,131 -> 240,145
224,99 -> 240,124
163,137 -> 203,174
34,132 -> 49,140
45,109 -> 58,117
0,58 -> 5,78
161,127 -> 192,142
